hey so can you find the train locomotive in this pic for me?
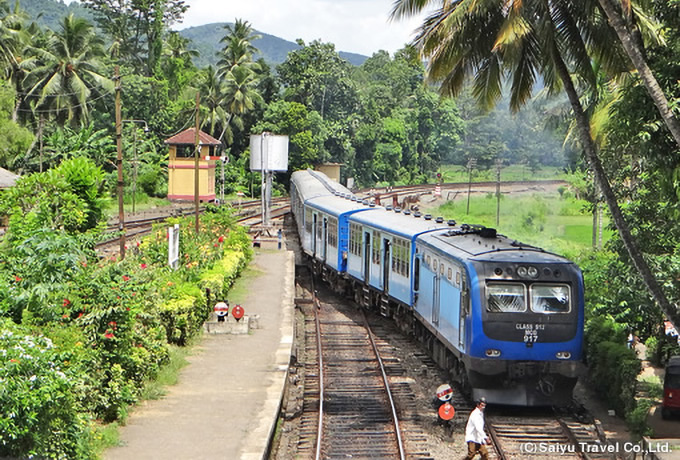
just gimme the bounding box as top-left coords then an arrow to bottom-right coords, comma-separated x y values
290,169 -> 585,406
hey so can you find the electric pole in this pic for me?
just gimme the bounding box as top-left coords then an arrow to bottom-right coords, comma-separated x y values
115,66 -> 125,259
194,91 -> 200,234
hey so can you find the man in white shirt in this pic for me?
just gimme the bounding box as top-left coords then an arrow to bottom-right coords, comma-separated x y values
464,397 -> 490,459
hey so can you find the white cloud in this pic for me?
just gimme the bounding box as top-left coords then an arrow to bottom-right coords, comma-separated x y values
178,0 -> 426,56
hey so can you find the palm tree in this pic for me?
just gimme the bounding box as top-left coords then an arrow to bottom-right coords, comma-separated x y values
199,65 -> 231,142
22,14 -> 113,126
595,0 -> 680,149
163,31 -> 199,63
391,0 -> 680,329
217,19 -> 261,76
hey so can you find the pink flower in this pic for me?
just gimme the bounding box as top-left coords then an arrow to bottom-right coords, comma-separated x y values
140,263 -> 147,269
78,312 -> 83,318
104,332 -> 115,339
123,275 -> 130,281
63,298 -> 70,306
218,236 -> 224,243
14,276 -> 21,282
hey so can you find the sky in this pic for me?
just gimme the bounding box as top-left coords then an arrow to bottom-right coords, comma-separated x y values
176,0 -> 429,57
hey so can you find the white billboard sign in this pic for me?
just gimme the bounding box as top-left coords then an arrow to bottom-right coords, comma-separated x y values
250,133 -> 289,172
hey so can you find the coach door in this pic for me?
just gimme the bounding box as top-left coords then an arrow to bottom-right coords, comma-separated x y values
363,231 -> 371,283
382,239 -> 391,292
432,259 -> 441,326
459,274 -> 468,349
312,213 -> 318,256
322,217 -> 328,262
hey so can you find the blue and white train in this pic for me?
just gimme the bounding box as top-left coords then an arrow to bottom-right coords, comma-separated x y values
290,169 -> 585,406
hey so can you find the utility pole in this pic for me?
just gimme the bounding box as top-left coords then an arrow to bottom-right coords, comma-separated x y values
115,66 -> 125,259
194,91 -> 200,234
466,158 -> 476,215
495,158 -> 502,227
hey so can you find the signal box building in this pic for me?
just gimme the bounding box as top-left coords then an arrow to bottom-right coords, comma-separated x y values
164,128 -> 221,202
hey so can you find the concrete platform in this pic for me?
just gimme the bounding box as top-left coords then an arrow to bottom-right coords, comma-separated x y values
104,249 -> 295,460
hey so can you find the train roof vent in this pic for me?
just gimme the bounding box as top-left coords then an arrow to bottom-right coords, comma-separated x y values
394,207 -> 402,213
413,212 -> 422,218
424,214 -> 432,220
351,196 -> 358,202
403,210 -> 411,215
386,205 -> 393,210
435,216 -> 444,223
369,202 -> 376,207
447,219 -> 456,226
362,200 -> 369,205
480,227 -> 497,238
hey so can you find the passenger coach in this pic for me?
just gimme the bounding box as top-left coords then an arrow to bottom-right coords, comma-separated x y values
290,169 -> 585,406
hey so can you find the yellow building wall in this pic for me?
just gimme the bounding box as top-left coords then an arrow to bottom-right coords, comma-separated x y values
315,164 -> 341,183
167,145 -> 216,201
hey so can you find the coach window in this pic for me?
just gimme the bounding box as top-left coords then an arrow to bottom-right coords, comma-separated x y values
447,267 -> 453,281
372,230 -> 381,264
349,223 -> 361,256
328,217 -> 338,248
305,208 -> 312,234
486,283 -> 527,312
530,284 -> 570,314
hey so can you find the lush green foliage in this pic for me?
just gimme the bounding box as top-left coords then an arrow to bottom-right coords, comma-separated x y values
584,316 -> 641,416
0,162 -> 252,456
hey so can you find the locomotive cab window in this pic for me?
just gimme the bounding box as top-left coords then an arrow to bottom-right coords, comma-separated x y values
530,284 -> 571,314
486,283 -> 527,312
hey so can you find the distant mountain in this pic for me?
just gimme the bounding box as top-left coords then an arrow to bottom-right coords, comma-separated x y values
178,23 -> 368,67
17,0 -> 94,28
16,0 -> 368,67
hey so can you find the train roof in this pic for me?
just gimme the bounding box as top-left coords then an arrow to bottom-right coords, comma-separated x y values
418,228 -> 574,263
291,169 -> 351,201
306,194 -> 378,216
349,208 -> 450,239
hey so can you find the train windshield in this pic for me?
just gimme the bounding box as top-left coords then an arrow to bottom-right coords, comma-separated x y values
530,284 -> 571,314
486,283 -> 527,312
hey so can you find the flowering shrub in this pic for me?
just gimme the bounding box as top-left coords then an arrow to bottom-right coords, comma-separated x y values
0,321 -> 93,459
0,199 -> 252,456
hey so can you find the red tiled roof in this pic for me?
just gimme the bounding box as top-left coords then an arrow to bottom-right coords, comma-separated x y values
164,128 -> 221,146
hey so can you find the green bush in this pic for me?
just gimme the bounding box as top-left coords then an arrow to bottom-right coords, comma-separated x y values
0,321 -> 94,459
159,289 -> 207,346
199,250 -> 249,301
585,316 -> 641,416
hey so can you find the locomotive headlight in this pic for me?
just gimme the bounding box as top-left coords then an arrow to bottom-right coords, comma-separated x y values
556,351 -> 572,360
517,266 -> 528,277
485,349 -> 501,358
527,266 -> 539,278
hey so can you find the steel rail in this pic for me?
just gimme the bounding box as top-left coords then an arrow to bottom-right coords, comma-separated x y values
311,272 -> 325,460
361,311 -> 407,460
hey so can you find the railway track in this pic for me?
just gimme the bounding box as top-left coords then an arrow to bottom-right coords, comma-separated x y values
293,267 -> 433,459
485,408 -> 616,460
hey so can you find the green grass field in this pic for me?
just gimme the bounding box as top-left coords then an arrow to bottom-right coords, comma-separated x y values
426,191 -> 612,257
439,164 -> 569,183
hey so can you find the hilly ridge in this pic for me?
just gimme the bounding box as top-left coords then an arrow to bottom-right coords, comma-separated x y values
17,0 -> 368,66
